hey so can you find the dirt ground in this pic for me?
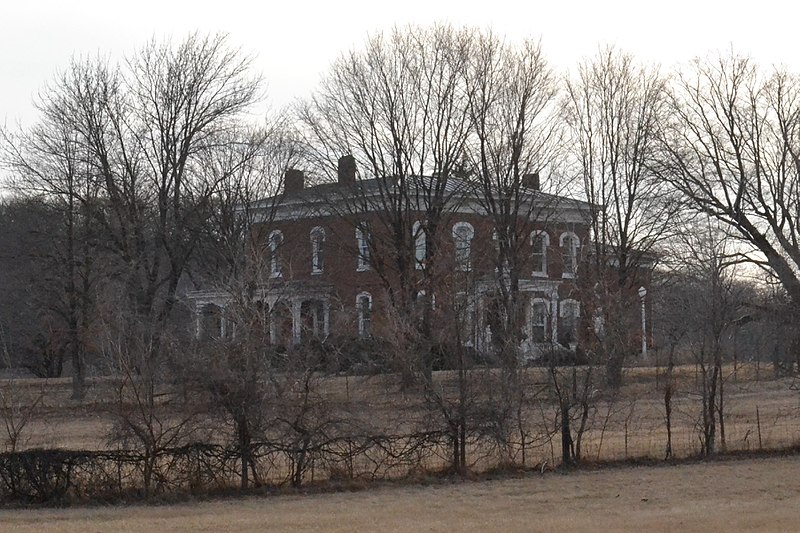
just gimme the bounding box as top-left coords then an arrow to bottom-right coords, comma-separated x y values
3,454 -> 799,532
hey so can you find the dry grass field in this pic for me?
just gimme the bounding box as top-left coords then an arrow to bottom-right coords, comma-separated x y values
8,363 -> 800,463
3,454 -> 799,532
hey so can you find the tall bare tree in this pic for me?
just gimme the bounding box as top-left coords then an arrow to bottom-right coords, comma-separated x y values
2,34 -> 264,387
1,75 -> 105,397
563,47 -> 671,387
658,53 -> 800,340
298,24 -> 474,376
464,33 -> 563,365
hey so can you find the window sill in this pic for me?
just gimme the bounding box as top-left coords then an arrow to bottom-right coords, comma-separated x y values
311,269 -> 323,275
561,273 -> 575,279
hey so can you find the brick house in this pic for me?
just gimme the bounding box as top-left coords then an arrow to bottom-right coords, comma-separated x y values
190,156 -> 594,360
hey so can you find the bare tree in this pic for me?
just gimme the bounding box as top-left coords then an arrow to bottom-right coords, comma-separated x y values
0,329 -> 45,452
192,118 -> 300,287
658,53 -> 800,353
673,217 -> 743,455
563,47 -> 672,387
1,80 -> 105,398
102,311 -> 202,496
298,24 -> 475,378
1,35 -> 264,393
0,197 -> 74,378
464,33 -> 564,366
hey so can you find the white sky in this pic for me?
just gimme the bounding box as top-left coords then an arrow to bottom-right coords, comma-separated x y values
2,0 -> 799,127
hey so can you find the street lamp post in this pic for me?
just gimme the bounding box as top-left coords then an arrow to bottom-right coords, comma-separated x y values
638,286 -> 647,358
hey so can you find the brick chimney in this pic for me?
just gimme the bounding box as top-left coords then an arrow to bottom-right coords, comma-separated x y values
284,168 -> 304,194
522,172 -> 540,191
337,154 -> 356,186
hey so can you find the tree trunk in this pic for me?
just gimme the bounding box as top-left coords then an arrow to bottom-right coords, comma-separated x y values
238,420 -> 250,489
664,347 -> 674,460
560,399 -> 572,466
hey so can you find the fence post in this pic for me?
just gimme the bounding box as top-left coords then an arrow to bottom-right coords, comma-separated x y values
756,406 -> 763,450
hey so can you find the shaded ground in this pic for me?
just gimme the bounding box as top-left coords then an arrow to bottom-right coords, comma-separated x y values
4,454 -> 800,532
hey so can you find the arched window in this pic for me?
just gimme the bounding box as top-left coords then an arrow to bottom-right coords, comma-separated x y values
356,223 -> 370,271
452,222 -> 474,272
269,230 -> 284,278
559,232 -> 580,278
559,298 -> 580,346
356,292 -> 372,337
530,298 -> 551,343
310,226 -> 325,274
531,230 -> 549,276
413,220 -> 426,270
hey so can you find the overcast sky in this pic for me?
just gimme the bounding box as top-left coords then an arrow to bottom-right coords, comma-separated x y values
2,0 -> 799,127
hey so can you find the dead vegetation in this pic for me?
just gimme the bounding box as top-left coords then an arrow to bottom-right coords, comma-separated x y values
1,360 -> 799,506
4,454 -> 800,532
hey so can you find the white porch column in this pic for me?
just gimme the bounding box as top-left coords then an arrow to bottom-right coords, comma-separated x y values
323,300 -> 330,337
291,299 -> 303,345
550,291 -> 559,343
269,304 -> 277,345
195,306 -> 202,340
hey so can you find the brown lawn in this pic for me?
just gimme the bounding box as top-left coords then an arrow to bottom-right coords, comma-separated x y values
2,454 -> 799,532
8,364 -> 800,463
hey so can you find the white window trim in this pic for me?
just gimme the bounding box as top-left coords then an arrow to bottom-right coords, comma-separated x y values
269,229 -> 284,279
559,231 -> 579,279
531,230 -> 549,277
356,291 -> 373,337
452,221 -> 474,272
310,226 -> 325,275
529,297 -> 551,344
356,225 -> 371,272
413,220 -> 426,270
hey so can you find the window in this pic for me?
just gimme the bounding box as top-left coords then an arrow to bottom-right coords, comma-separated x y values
530,298 -> 551,343
310,226 -> 325,274
560,232 -> 579,278
356,224 -> 370,271
357,292 -> 372,337
413,290 -> 436,311
269,230 -> 284,278
492,229 -> 509,274
199,303 -> 223,341
452,222 -> 474,272
531,230 -> 549,276
559,299 -> 580,346
413,220 -> 426,270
